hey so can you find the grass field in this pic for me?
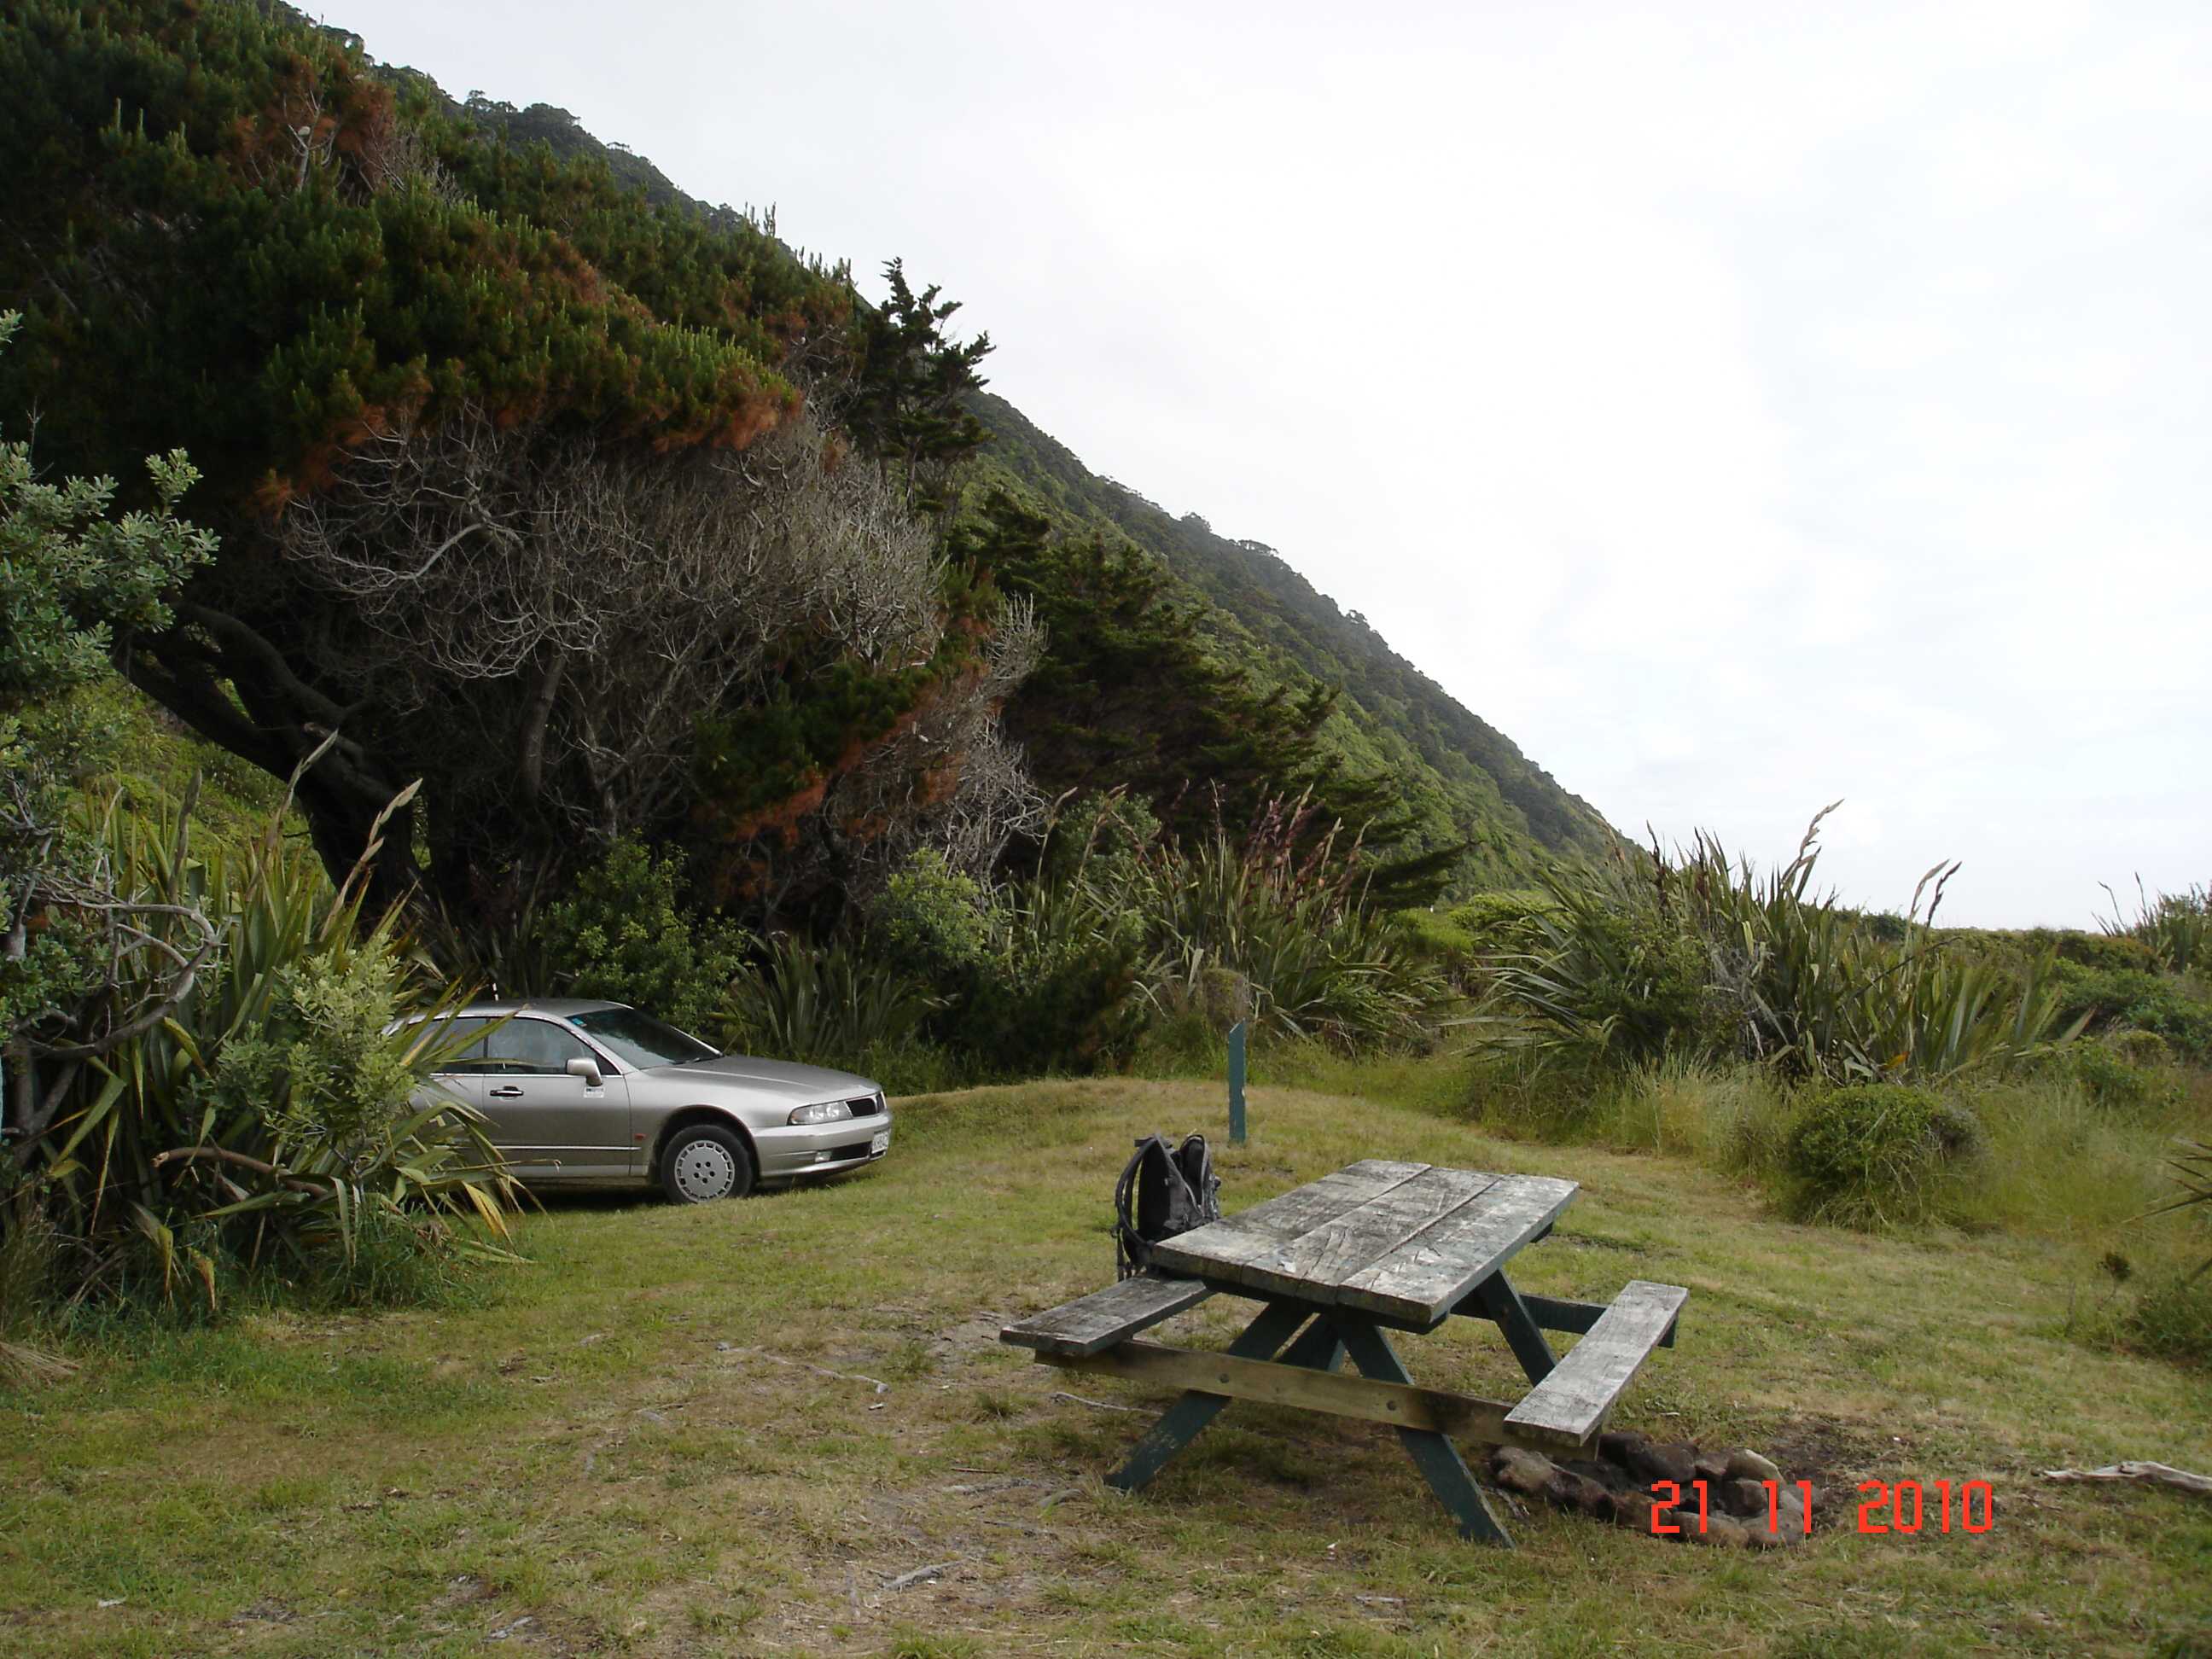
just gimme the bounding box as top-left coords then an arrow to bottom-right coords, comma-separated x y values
3,1075 -> 2208,1656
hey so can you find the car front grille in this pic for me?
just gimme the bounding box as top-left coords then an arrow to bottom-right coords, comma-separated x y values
847,1093 -> 886,1119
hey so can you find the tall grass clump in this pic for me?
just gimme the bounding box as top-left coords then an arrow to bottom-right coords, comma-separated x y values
719,933 -> 938,1070
1118,792 -> 1450,1053
1478,805 -> 2082,1087
2060,1137 -> 2212,1366
2101,879 -> 2211,976
3,771 -> 520,1318
1571,1057 -> 1797,1169
2148,1139 -> 2211,1276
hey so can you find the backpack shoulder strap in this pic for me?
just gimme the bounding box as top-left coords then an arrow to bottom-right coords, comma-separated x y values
1114,1134 -> 1167,1279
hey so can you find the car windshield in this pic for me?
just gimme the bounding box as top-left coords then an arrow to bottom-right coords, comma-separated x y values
569,1007 -> 719,1070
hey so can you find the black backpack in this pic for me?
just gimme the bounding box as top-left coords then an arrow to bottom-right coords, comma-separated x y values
1113,1132 -> 1222,1279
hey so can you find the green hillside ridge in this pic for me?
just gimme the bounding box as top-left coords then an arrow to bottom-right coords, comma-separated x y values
426,91 -> 1618,891
969,391 -> 1616,883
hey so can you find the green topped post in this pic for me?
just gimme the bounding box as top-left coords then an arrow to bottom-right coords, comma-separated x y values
1227,1020 -> 1248,1144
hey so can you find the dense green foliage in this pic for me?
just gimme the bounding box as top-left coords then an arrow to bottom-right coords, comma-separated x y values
2102,881 -> 2210,976
1,295 -> 515,1320
2071,1039 -> 2185,1116
949,492 -> 1454,907
1478,810 -> 2081,1085
0,312 -> 218,1052
525,839 -> 748,1037
694,793 -> 1452,1089
4,785 -> 518,1318
0,0 -> 1015,921
0,5 -> 835,492
1784,1083 -> 1980,1228
719,934 -> 934,1069
2052,963 -> 2212,1063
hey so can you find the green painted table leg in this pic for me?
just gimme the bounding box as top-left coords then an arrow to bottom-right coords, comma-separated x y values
1108,1299 -> 1309,1492
1277,1314 -> 1347,1373
1332,1317 -> 1514,1546
1473,1272 -> 1557,1384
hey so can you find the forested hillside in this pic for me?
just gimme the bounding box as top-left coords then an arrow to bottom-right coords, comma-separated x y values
394,82 -> 1615,892
1,0 -> 1610,921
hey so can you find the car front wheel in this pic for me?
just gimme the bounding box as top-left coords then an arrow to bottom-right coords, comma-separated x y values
660,1123 -> 755,1204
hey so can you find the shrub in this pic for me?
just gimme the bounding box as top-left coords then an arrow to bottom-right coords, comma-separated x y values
1040,789 -> 1161,894
1786,1084 -> 1970,1228
2052,964 -> 2212,1063
532,837 -> 748,1036
958,878 -> 1146,1075
2104,1027 -> 2173,1068
864,844 -> 1146,1079
6,783 -> 519,1313
2100,881 -> 2211,976
1129,811 -> 1452,1051
1393,907 -> 1481,986
2052,931 -> 2160,975
1447,889 -> 1555,952
869,850 -> 991,985
2071,1042 -> 2182,1116
2127,1269 -> 2212,1365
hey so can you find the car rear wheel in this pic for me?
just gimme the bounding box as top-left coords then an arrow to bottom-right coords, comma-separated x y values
660,1123 -> 755,1203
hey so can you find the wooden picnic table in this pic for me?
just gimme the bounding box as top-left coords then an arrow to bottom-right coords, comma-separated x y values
1001,1158 -> 1687,1545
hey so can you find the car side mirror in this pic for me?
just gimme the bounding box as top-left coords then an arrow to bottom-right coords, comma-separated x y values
566,1057 -> 604,1087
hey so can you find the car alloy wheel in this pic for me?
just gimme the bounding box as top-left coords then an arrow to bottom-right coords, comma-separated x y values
661,1124 -> 754,1203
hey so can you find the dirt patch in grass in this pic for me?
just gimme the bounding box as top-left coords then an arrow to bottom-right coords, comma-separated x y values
1752,1410 -> 1893,1487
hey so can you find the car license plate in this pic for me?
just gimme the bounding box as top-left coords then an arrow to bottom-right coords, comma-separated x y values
870,1130 -> 890,1155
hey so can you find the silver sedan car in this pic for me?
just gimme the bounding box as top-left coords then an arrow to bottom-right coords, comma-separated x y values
419,999 -> 890,1202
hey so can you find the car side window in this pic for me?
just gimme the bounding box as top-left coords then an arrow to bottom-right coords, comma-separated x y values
422,1016 -> 490,1074
481,1018 -> 598,1075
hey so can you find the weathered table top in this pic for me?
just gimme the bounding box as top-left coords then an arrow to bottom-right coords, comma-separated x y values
1146,1157 -> 1579,1327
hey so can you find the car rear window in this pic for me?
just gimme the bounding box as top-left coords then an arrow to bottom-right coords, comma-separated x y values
414,1016 -> 490,1073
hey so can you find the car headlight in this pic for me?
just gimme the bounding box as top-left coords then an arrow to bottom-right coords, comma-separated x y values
788,1099 -> 853,1126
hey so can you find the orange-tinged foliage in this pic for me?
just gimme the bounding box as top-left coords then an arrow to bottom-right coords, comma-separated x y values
1,0 -> 847,517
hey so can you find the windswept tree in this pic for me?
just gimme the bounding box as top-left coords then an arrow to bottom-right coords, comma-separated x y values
0,1 -> 1034,921
838,259 -> 996,515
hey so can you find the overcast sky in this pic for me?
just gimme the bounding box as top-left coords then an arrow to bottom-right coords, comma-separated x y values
335,0 -> 2209,927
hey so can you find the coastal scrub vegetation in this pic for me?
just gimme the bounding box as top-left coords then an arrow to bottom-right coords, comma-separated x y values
1436,811 -> 2211,1361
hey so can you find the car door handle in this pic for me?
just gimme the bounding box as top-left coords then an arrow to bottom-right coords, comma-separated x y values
487,1086 -> 525,1098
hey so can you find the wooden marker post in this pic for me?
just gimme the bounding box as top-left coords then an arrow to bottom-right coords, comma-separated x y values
1227,1020 -> 1248,1144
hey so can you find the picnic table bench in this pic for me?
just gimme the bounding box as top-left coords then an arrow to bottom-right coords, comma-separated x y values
1001,1157 -> 1687,1545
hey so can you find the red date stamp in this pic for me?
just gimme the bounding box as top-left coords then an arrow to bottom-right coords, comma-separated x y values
1648,1478 -> 1994,1536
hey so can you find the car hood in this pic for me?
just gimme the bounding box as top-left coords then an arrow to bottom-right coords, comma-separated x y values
643,1054 -> 877,1103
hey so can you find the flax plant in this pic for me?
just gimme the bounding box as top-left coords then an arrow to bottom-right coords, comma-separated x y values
12,760 -> 518,1308
1121,793 -> 1449,1051
1482,806 -> 2083,1085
